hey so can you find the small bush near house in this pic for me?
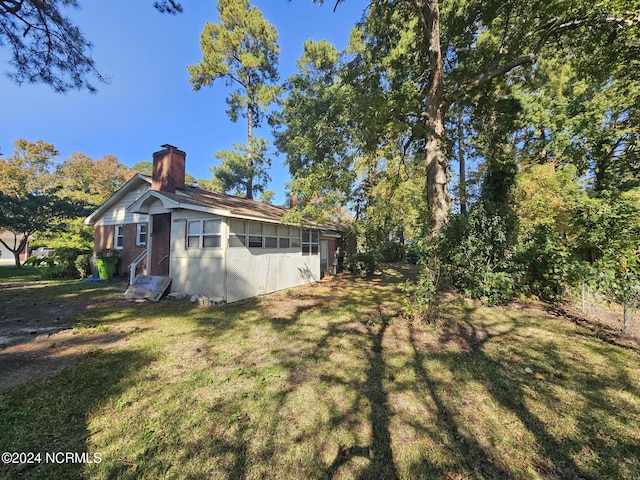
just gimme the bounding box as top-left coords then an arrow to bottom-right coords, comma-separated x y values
343,251 -> 378,276
25,248 -> 91,279
75,253 -> 92,278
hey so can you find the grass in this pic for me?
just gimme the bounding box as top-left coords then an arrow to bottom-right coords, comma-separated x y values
0,264 -> 126,305
1,265 -> 639,479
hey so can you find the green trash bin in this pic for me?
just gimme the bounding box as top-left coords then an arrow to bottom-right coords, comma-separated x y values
94,257 -> 119,279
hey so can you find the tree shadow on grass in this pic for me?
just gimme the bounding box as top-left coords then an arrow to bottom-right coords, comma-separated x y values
323,309 -> 400,480
420,298 -> 640,479
0,347 -> 155,480
187,271 -> 406,478
406,316 -> 519,480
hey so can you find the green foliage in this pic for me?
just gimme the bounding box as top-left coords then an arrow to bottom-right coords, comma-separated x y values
343,252 -> 378,277
0,191 -> 87,268
440,204 -> 517,306
514,225 -> 585,300
0,139 -> 59,196
375,241 -> 405,263
0,139 -> 131,261
403,241 -> 441,322
26,247 -> 90,279
188,0 -> 280,199
210,137 -> 271,199
573,192 -> 640,303
55,152 -> 133,207
75,253 -> 92,279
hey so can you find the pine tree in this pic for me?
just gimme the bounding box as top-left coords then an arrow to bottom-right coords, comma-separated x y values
188,0 -> 280,199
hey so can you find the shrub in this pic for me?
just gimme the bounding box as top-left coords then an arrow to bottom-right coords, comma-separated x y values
440,203 -> 518,305
344,252 -> 378,276
514,224 -> 585,300
376,240 -> 406,263
26,248 -> 92,279
403,255 -> 441,322
75,254 -> 92,278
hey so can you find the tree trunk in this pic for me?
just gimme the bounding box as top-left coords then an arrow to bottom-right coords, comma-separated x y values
0,234 -> 27,268
246,103 -> 254,200
458,108 -> 467,215
417,0 -> 450,234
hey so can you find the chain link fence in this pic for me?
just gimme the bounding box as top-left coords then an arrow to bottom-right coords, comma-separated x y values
571,279 -> 640,340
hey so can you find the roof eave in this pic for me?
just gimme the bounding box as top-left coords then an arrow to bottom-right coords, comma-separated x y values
84,174 -> 151,225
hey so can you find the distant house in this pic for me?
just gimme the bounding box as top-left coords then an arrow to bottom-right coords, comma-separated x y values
84,145 -> 342,302
0,231 -> 29,265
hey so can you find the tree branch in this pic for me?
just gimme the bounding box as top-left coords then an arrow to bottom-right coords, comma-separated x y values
448,53 -> 536,104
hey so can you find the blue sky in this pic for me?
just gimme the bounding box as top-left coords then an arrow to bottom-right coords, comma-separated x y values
0,0 -> 368,205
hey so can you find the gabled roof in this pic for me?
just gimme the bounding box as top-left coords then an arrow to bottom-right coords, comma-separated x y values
83,173 -> 151,225
127,185 -> 343,231
85,176 -> 343,231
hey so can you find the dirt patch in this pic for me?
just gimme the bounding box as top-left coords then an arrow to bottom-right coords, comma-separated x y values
0,283 -> 137,391
0,326 -> 140,391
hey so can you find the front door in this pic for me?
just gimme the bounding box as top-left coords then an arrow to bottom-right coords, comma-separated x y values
150,213 -> 171,276
320,239 -> 329,277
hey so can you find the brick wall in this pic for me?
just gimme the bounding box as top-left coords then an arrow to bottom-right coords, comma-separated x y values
93,223 -> 147,277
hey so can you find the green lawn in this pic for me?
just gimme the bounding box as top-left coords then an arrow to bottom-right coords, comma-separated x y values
1,265 -> 639,479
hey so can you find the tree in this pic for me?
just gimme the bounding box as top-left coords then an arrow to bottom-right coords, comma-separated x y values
0,191 -> 84,267
0,140 -> 136,257
188,0 -> 280,199
0,1 -> 182,92
274,39 -> 358,222
0,138 -> 58,195
56,152 -> 133,206
258,189 -> 275,204
311,0 -> 640,234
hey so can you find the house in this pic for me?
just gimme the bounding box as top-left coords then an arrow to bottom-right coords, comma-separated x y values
0,231 -> 30,265
84,144 -> 342,302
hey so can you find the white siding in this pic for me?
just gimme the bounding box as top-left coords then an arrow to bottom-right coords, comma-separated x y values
226,247 -> 320,303
94,184 -> 150,226
169,210 -> 227,299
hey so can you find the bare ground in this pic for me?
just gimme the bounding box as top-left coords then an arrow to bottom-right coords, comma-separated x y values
0,282 -> 137,391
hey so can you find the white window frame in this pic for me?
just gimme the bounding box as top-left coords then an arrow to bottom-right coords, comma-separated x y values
186,218 -> 222,249
228,220 -> 306,250
302,229 -> 319,255
248,222 -> 264,248
229,219 -> 246,247
136,223 -> 147,246
114,225 -> 124,250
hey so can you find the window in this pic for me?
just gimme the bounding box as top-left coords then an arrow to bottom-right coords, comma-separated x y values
264,224 -> 277,248
114,225 -> 124,249
228,220 -> 304,249
248,222 -> 264,248
229,219 -> 246,247
136,223 -> 147,246
290,227 -> 301,248
278,226 -> 290,248
186,219 -> 222,248
302,229 -> 319,255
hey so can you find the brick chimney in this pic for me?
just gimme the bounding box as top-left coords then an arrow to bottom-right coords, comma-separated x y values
152,144 -> 186,193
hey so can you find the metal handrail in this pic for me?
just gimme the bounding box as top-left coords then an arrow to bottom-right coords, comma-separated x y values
128,249 -> 147,285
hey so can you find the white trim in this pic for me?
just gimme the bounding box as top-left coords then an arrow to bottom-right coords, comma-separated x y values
114,225 -> 124,250
84,174 -> 151,225
186,218 -> 223,249
136,223 -> 147,246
